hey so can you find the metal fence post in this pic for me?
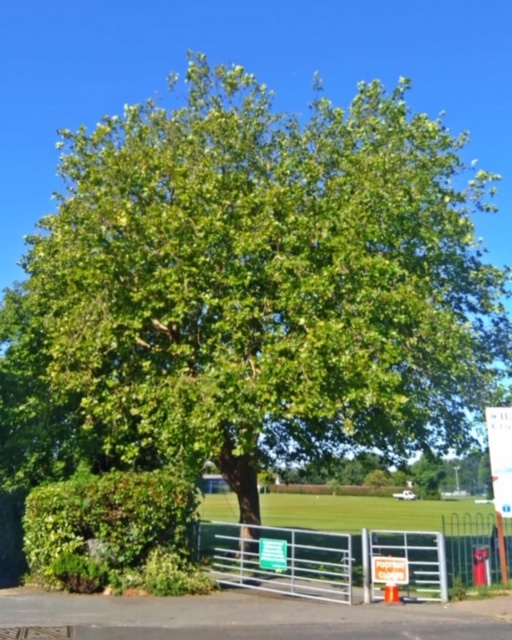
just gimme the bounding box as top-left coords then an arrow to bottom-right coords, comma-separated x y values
348,533 -> 353,605
195,520 -> 201,562
437,532 -> 449,603
240,525 -> 245,584
362,527 -> 371,604
291,529 -> 296,595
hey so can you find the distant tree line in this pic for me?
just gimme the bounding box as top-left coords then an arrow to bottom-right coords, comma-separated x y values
271,448 -> 492,499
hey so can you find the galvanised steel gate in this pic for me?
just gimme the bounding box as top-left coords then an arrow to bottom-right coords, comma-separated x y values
199,521 -> 353,604
364,528 -> 449,603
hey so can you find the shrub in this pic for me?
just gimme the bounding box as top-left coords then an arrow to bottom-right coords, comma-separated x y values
450,575 -> 467,601
142,548 -> 218,596
108,567 -> 146,595
418,487 -> 442,500
327,479 -> 340,495
23,469 -> 198,588
51,552 -> 108,594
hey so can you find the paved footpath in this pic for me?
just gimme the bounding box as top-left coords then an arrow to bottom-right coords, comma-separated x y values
0,587 -> 510,638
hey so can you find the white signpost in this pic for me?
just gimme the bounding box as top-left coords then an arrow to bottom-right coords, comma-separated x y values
485,407 -> 512,585
485,407 -> 512,517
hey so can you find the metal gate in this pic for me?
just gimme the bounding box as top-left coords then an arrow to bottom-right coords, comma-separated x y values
363,528 -> 448,603
199,521 -> 353,604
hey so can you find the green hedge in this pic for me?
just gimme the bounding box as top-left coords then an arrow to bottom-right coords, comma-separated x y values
23,470 -> 198,588
268,484 -> 406,497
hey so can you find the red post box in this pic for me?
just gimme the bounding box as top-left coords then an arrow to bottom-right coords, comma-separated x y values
472,546 -> 490,587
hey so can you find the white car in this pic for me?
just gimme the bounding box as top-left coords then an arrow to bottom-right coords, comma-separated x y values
392,490 -> 418,501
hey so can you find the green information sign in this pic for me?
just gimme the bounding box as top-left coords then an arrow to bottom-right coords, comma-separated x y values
259,538 -> 288,571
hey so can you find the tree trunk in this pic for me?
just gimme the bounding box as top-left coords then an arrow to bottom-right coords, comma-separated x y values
217,444 -> 261,549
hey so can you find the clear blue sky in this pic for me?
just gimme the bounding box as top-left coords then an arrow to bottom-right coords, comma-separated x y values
1,0 -> 511,295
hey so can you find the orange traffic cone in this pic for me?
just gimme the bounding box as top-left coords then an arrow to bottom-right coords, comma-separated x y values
383,582 -> 402,604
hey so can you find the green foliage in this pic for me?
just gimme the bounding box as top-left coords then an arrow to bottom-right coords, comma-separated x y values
258,470 -> 276,487
439,449 -> 492,495
392,470 -> 408,487
23,470 -> 198,587
51,552 -> 108,594
327,478 -> 341,494
411,453 -> 447,499
23,485 -> 84,586
0,286 -> 85,490
107,567 -> 145,595
364,469 -> 394,488
3,51 -> 511,524
279,463 -> 329,485
472,582 -> 512,600
280,453 -> 393,486
142,548 -> 218,596
338,460 -> 367,486
104,548 -> 219,597
450,579 -> 512,603
450,575 -> 467,601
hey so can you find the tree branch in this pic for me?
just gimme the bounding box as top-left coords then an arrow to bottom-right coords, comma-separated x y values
151,318 -> 180,342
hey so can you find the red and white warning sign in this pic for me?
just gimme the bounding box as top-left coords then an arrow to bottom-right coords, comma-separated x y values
372,556 -> 409,585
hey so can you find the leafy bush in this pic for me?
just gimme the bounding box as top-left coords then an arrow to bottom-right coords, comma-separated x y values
142,548 -> 218,596
364,470 -> 394,488
51,552 -> 108,593
450,575 -> 467,601
108,567 -> 146,595
23,469 -> 198,588
418,487 -> 442,500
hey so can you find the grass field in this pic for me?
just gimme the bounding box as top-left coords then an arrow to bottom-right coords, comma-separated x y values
199,492 -> 496,533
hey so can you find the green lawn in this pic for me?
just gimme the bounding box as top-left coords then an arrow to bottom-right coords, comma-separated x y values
199,492 -> 495,533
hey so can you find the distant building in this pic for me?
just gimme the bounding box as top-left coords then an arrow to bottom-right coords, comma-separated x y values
201,474 -> 231,494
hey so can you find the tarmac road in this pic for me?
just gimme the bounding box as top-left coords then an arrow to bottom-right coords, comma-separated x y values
71,622 -> 512,640
0,588 -> 511,640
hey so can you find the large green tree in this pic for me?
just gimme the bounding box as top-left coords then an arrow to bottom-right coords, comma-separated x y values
0,285 -> 82,488
411,453 -> 447,499
13,53 -> 511,525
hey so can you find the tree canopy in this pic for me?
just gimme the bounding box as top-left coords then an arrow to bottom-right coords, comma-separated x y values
0,285 -> 85,488
2,53 -> 511,522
